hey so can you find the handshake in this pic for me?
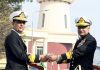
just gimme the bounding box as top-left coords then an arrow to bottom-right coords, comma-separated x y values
28,51 -> 72,69
28,51 -> 72,64
28,53 -> 58,63
28,54 -> 58,69
40,54 -> 58,62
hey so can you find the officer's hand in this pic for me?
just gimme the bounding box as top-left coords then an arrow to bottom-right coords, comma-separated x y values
40,54 -> 50,62
47,54 -> 58,62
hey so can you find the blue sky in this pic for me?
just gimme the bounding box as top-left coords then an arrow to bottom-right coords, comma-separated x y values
22,0 -> 100,46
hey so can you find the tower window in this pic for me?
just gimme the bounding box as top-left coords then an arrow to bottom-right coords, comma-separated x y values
42,13 -> 45,27
64,15 -> 67,28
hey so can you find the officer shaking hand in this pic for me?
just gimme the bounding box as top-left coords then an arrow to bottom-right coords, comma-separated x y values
4,11 -> 48,70
48,16 -> 97,70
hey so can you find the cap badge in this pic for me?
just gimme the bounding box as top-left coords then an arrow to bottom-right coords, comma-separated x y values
78,17 -> 85,23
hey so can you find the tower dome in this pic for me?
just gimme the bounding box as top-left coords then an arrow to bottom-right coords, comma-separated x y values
37,0 -> 73,4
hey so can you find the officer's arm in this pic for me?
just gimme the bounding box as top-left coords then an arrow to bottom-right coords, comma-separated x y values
72,40 -> 96,59
28,54 -> 48,63
56,51 -> 72,64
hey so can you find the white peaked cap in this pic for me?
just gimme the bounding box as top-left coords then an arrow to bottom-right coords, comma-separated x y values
9,10 -> 27,22
75,16 -> 92,27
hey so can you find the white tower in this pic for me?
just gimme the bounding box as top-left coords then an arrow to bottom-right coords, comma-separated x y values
37,0 -> 74,33
23,0 -> 77,70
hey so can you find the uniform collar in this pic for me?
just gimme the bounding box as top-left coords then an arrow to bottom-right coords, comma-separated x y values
79,33 -> 90,40
12,29 -> 22,36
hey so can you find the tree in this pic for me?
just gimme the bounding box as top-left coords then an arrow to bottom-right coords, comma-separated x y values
0,0 -> 12,51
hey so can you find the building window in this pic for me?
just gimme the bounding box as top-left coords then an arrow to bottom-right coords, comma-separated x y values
64,15 -> 67,28
42,13 -> 45,27
36,46 -> 43,55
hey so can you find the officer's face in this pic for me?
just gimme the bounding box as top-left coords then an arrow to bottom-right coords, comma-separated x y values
12,20 -> 26,33
77,26 -> 90,36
